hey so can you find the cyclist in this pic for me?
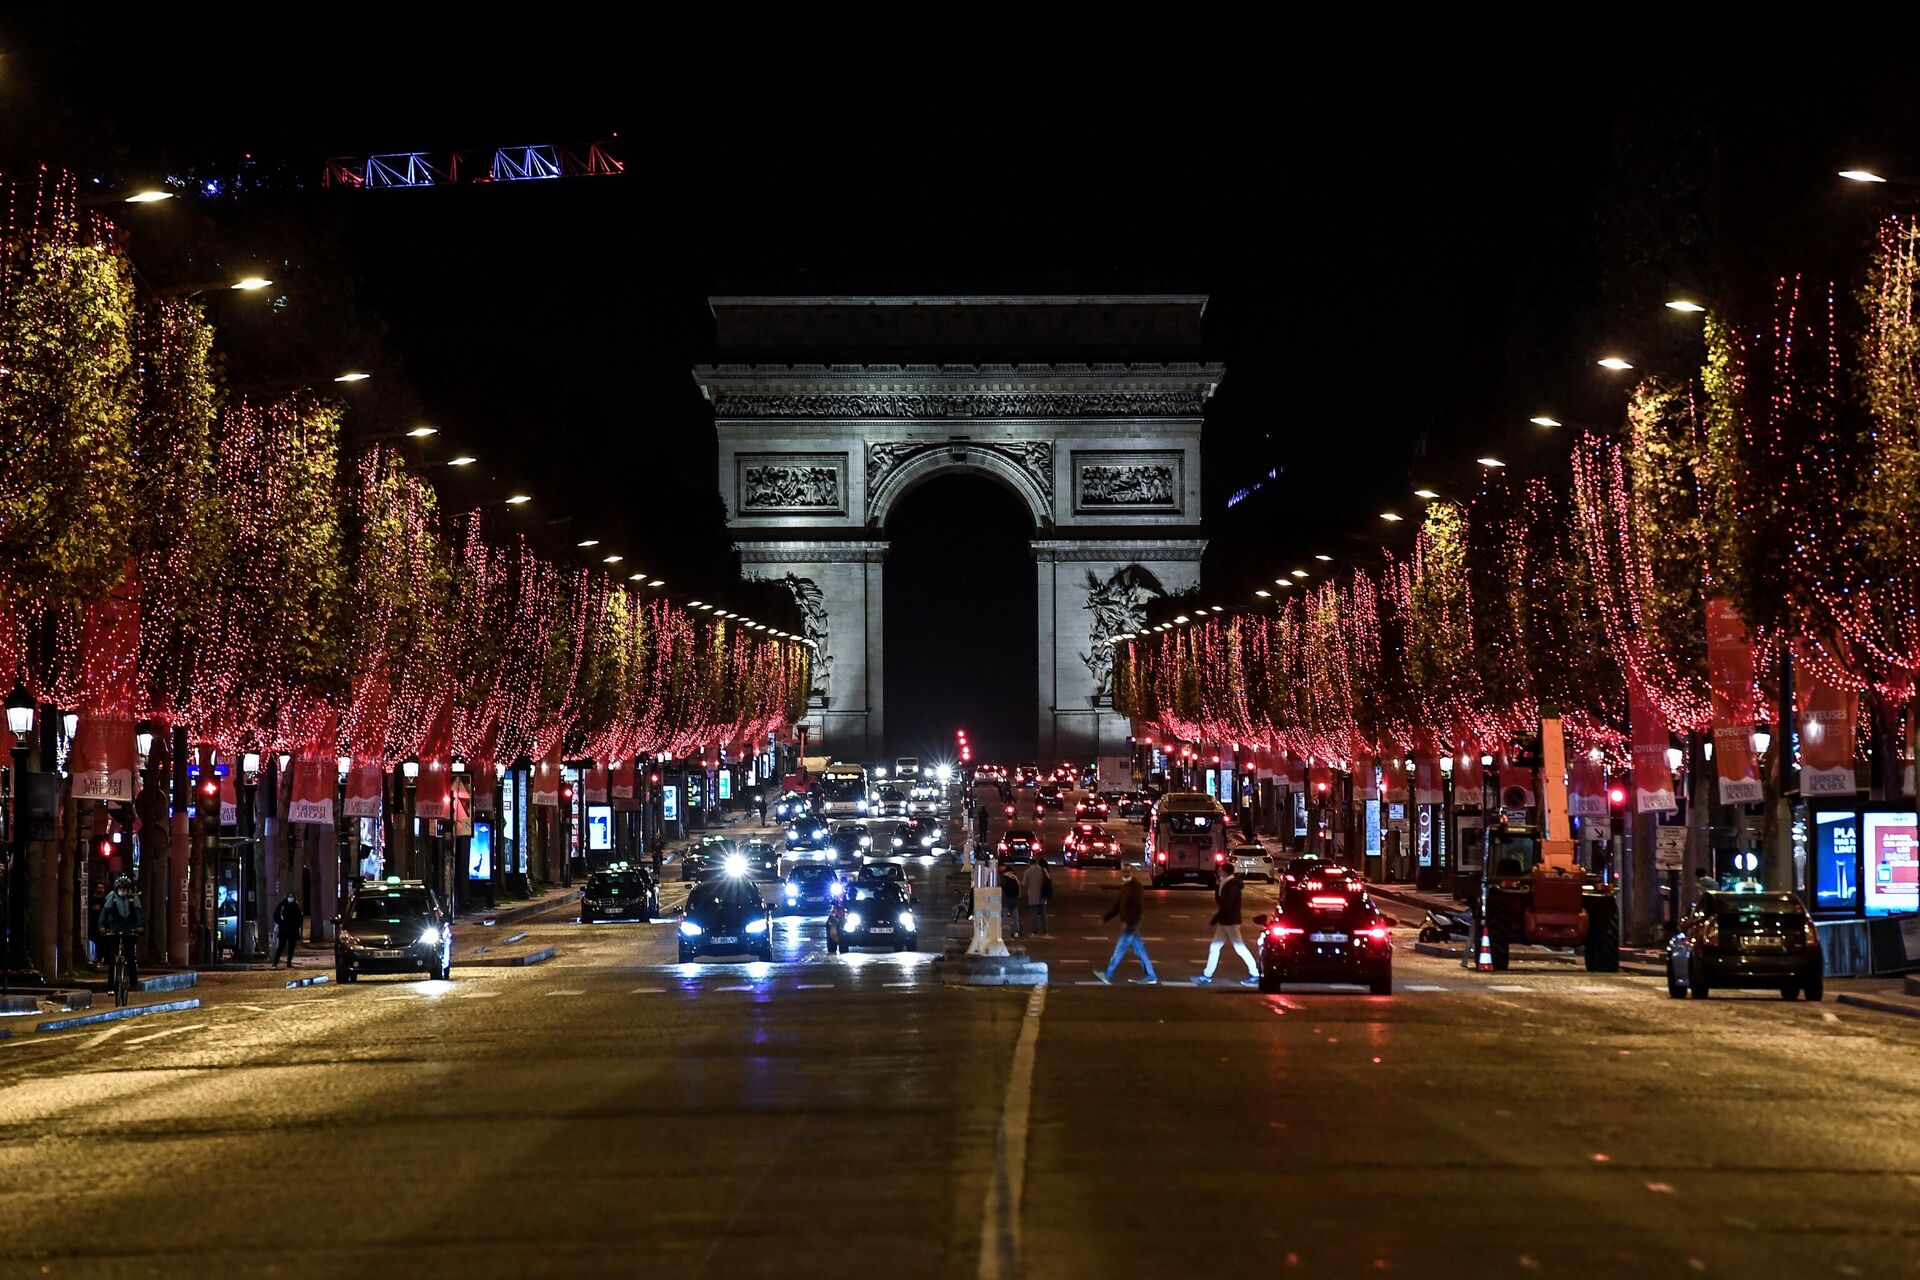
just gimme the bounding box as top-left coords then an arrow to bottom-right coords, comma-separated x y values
97,874 -> 145,996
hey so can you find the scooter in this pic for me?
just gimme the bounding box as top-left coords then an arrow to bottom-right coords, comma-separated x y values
1417,905 -> 1475,944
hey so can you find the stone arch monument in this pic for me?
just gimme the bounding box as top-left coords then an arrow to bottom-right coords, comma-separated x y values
694,295 -> 1221,762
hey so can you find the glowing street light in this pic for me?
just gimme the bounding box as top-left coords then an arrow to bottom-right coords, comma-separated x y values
1174,614 -> 1191,625
405,426 -> 438,438
1839,169 -> 1887,183
1314,554 -> 1332,562
1529,415 -> 1562,427
504,494 -> 532,505
1477,457 -> 1506,469
447,456 -> 476,467
333,371 -> 371,383
1414,488 -> 1439,500
577,539 -> 599,547
1380,511 -> 1403,522
1664,299 -> 1706,313
230,276 -> 273,291
602,554 -> 623,564
1596,356 -> 1634,371
647,579 -> 664,587
124,189 -> 175,204
1290,568 -> 1308,578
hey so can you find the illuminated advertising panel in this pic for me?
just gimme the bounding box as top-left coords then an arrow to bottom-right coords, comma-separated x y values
1863,809 -> 1919,917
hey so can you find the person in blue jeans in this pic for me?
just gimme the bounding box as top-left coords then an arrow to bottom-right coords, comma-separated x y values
1096,865 -> 1156,984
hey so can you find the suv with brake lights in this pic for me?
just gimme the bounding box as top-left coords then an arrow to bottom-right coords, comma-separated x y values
1257,867 -> 1392,994
1666,887 -> 1823,1000
1075,796 -> 1110,820
996,830 -> 1040,864
336,880 -> 451,983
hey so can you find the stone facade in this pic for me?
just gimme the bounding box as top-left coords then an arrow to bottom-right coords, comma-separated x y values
695,297 -> 1221,761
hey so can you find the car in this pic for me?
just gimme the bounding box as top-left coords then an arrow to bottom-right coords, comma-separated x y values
1015,763 -> 1040,788
1256,868 -> 1392,994
1035,784 -> 1065,811
678,873 -> 775,962
1062,823 -> 1120,866
829,823 -> 873,866
852,859 -> 914,900
1280,855 -> 1331,886
772,790 -> 812,822
1230,842 -> 1275,882
680,837 -> 734,881
335,880 -> 451,983
872,785 -> 909,818
869,821 -> 915,855
739,838 -> 780,878
1112,791 -> 1152,821
827,882 -> 918,953
909,782 -> 942,815
1666,888 -> 1823,1000
901,816 -> 944,852
1075,796 -> 1111,820
776,864 -> 847,914
580,867 -> 659,922
996,829 -> 1040,864
784,817 -> 831,853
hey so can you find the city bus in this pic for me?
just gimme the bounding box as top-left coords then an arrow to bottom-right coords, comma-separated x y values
1145,792 -> 1230,888
818,763 -> 871,820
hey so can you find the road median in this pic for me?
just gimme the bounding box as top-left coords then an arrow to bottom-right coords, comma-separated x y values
36,998 -> 202,1033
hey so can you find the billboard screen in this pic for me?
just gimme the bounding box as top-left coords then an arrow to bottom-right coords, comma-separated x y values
1811,808 -> 1859,913
1863,809 -> 1919,917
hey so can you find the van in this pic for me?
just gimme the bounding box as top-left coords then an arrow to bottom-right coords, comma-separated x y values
1146,792 -> 1229,888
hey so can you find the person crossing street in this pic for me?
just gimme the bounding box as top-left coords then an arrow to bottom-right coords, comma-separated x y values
271,891 -> 304,968
1193,861 -> 1259,986
1096,865 -> 1156,984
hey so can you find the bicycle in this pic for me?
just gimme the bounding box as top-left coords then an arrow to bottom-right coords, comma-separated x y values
104,932 -> 139,1007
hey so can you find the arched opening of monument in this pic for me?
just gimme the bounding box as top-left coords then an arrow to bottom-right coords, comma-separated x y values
883,471 -> 1036,763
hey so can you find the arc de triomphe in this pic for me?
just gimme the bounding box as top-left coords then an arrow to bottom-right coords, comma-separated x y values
694,295 -> 1222,762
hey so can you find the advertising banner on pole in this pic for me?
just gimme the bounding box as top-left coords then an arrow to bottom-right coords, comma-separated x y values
610,759 -> 637,810
68,715 -> 136,802
531,747 -> 560,808
1414,752 -> 1444,807
1630,680 -> 1678,814
1452,746 -> 1483,799
413,702 -> 454,820
1706,597 -> 1765,803
1361,759 -> 1381,801
288,712 -> 338,825
1569,756 -> 1608,817
1795,650 -> 1860,798
71,574 -> 141,802
584,760 -> 609,805
343,762 -> 383,819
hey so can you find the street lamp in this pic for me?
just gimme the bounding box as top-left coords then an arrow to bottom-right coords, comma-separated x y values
241,749 -> 262,776
134,720 -> 156,760
276,751 -> 292,773
1751,729 -> 1772,756
1529,416 -> 1562,428
1597,356 -> 1635,371
1665,746 -> 1684,773
402,755 -> 421,782
60,711 -> 78,742
1839,169 -> 1887,183
5,684 -> 34,997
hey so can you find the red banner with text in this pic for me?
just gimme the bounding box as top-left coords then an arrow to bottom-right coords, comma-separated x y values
1705,597 -> 1764,804
1795,647 -> 1859,798
1631,679 -> 1678,814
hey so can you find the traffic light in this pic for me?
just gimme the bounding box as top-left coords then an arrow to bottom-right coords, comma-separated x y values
647,771 -> 661,786
559,780 -> 576,805
1607,784 -> 1628,809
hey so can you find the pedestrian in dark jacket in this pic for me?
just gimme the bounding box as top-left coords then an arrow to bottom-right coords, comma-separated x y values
999,863 -> 1022,938
272,892 -> 304,967
1097,865 -> 1156,984
1194,865 -> 1258,985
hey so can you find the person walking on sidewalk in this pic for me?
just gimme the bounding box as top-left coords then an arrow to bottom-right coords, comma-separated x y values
1096,865 -> 1156,984
999,861 -> 1022,939
271,892 -> 304,968
1020,857 -> 1051,936
1193,863 -> 1259,986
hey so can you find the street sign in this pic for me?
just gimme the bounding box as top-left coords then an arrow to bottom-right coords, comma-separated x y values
1654,825 -> 1687,871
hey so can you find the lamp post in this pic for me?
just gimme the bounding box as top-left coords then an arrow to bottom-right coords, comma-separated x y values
240,748 -> 262,961
5,684 -> 35,995
401,755 -> 420,886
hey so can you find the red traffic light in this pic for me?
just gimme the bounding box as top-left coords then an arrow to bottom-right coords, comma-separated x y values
647,772 -> 661,785
559,783 -> 576,804
1607,785 -> 1627,806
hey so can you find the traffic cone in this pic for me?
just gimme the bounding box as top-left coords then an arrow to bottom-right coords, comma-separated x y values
1475,923 -> 1495,972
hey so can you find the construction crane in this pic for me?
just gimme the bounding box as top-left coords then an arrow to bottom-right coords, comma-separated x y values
322,140 -> 624,190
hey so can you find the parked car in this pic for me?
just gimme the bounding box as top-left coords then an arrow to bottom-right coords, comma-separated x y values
1666,888 -> 1823,1000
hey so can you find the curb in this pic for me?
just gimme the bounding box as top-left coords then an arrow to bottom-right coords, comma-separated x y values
1835,993 -> 1920,1021
139,971 -> 199,993
1413,941 -> 1464,959
466,947 -> 556,968
503,932 -> 528,944
37,998 -> 202,1033
286,973 -> 332,989
934,955 -> 1049,987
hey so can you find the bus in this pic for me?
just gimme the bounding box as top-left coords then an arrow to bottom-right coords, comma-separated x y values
819,763 -> 870,820
1146,792 -> 1229,888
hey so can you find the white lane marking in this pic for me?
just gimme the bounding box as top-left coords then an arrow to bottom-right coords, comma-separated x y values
122,1022 -> 206,1047
457,990 -> 500,999
1487,984 -> 1532,993
883,981 -> 915,988
1405,984 -> 1448,991
1080,935 -> 1106,941
1575,984 -> 1622,994
1074,980 -> 1108,986
629,987 -> 666,994
978,984 -> 1045,1280
84,1023 -> 135,1049
714,984 -> 753,992
545,989 -> 585,997
1053,958 -> 1089,965
795,983 -> 833,990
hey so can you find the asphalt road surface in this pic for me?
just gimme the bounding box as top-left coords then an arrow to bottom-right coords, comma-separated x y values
3,786 -> 1917,1279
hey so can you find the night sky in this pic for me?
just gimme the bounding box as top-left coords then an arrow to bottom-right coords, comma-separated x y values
6,12 -> 1920,758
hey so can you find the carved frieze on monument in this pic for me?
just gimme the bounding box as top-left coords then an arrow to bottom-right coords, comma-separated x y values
712,390 -> 1210,418
734,453 -> 848,515
1072,450 -> 1183,514
863,440 -> 1053,521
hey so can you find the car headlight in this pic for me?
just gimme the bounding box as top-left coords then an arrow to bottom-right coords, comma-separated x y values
859,836 -> 872,848
679,920 -> 703,937
892,836 -> 904,847
419,925 -> 442,945
813,827 -> 826,839
856,799 -> 869,813
844,913 -> 862,930
788,827 -> 800,839
829,882 -> 846,899
783,881 -> 798,895
744,918 -> 768,934
921,835 -> 933,847
898,911 -> 914,929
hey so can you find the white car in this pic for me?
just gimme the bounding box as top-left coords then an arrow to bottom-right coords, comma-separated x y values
1230,843 -> 1275,883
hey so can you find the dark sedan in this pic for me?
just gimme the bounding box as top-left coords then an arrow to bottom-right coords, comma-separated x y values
827,882 -> 918,953
580,868 -> 658,922
829,824 -> 873,866
1666,889 -> 1823,1000
777,864 -> 846,915
785,818 -> 831,852
680,837 -> 735,881
739,838 -> 780,878
1256,868 -> 1392,994
678,876 -> 775,963
996,829 -> 1040,864
335,881 -> 451,983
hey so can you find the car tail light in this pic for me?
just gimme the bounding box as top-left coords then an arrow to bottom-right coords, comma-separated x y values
1004,804 -> 1015,815
1357,923 -> 1390,941
1309,895 -> 1347,910
1156,852 -> 1168,863
1214,851 -> 1227,864
1347,881 -> 1365,895
1269,923 -> 1304,940
1305,879 -> 1323,891
997,840 -> 1008,853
